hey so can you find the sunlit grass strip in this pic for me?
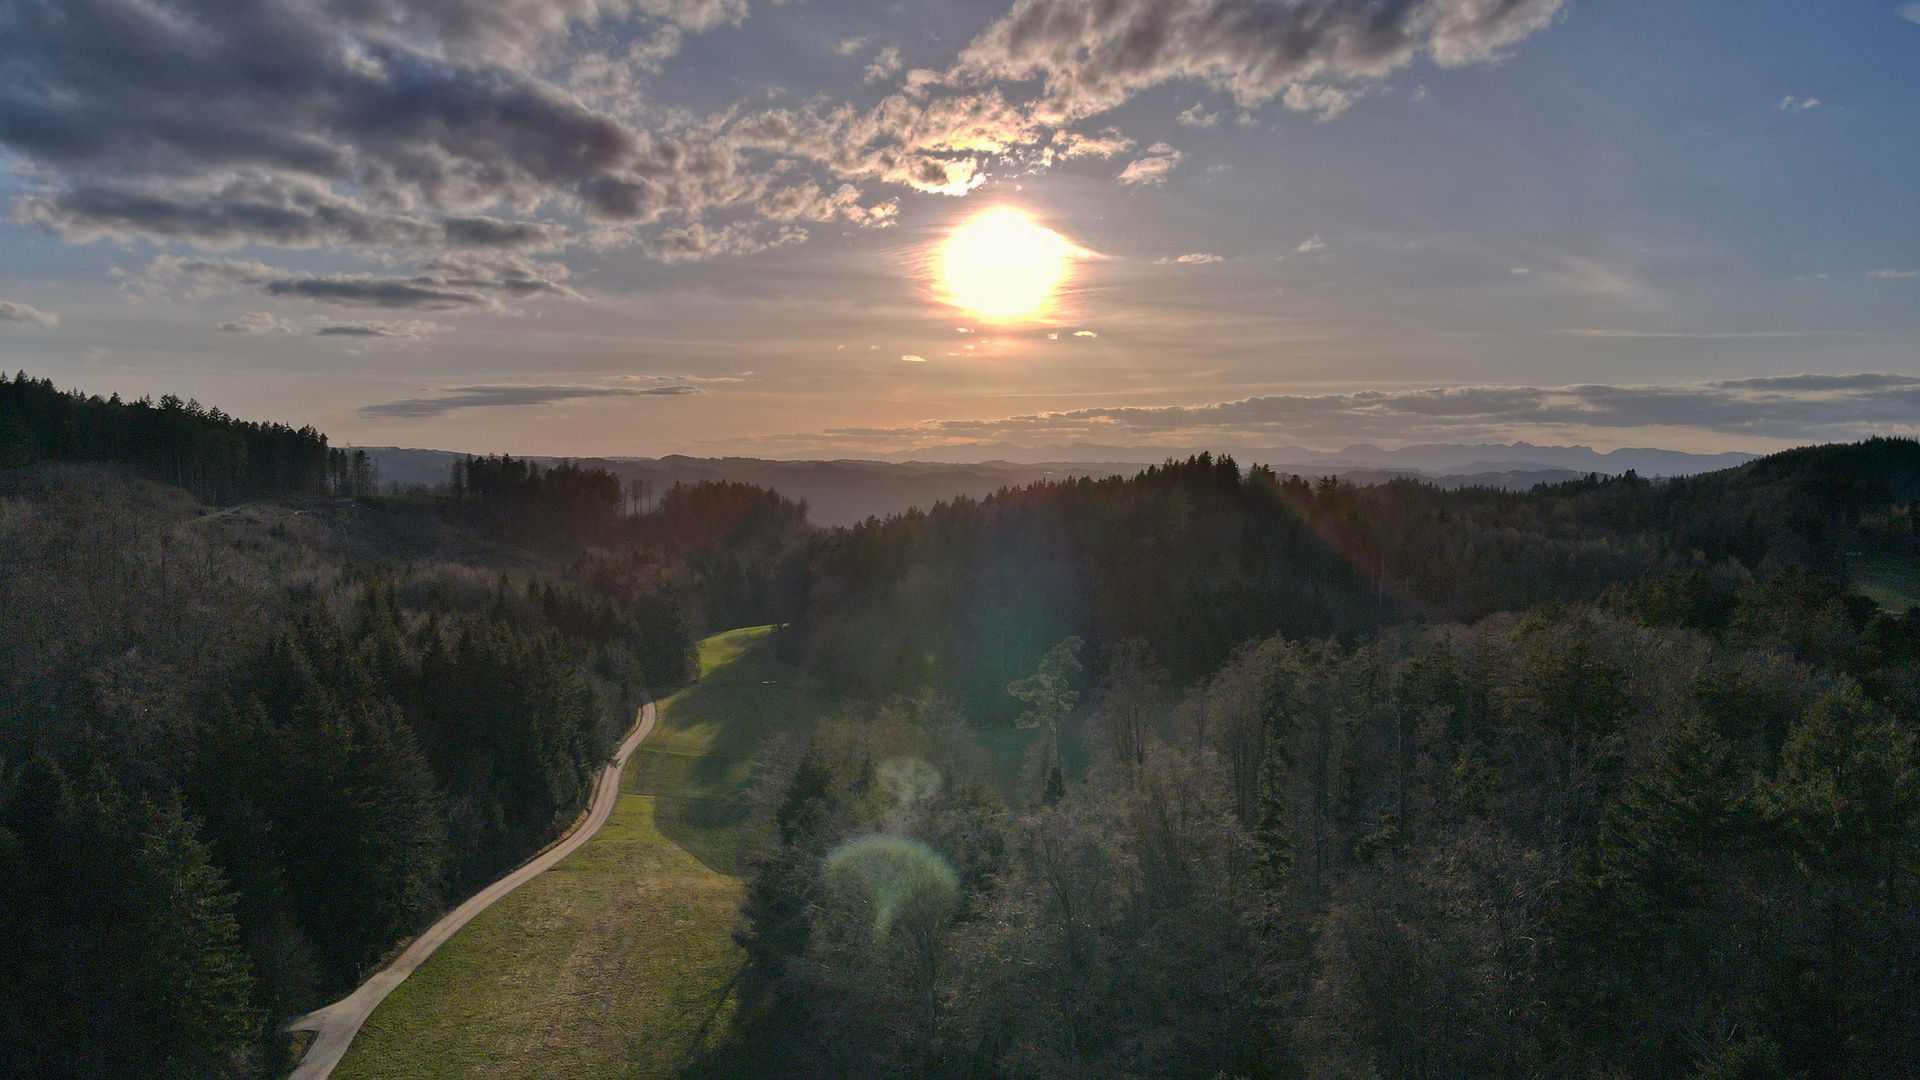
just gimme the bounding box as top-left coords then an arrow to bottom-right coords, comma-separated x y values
332,626 -> 834,1079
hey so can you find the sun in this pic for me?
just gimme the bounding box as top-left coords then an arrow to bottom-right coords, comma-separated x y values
937,208 -> 1077,320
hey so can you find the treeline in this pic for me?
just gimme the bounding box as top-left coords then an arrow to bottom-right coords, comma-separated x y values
451,453 -> 624,541
637,479 -> 812,633
0,371 -> 356,502
0,467 -> 693,1077
709,571 -> 1920,1077
1302,437 -> 1920,621
703,438 -> 1920,1077
784,442 -> 1920,716
785,454 -> 1378,716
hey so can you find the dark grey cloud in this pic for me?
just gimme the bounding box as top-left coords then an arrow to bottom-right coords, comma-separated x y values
955,0 -> 1565,121
0,0 -> 764,254
0,299 -> 59,327
264,278 -> 484,310
311,318 -> 446,338
152,254 -> 577,310
14,175 -> 570,252
360,382 -> 701,418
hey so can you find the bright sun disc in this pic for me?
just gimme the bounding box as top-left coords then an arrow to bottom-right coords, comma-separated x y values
937,208 -> 1075,320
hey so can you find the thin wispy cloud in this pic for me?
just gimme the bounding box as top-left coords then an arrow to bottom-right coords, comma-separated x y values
312,319 -> 448,339
1563,329 -> 1878,339
0,300 -> 59,327
744,374 -> 1920,454
1116,145 -> 1183,185
361,383 -> 702,419
217,312 -> 295,334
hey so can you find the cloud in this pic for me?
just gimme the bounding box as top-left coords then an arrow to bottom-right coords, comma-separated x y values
729,92 -> 1029,195
1157,252 -> 1221,264
902,354 -> 928,362
149,253 -> 578,309
745,373 -> 1920,452
755,183 -> 900,227
359,382 -> 700,418
311,318 -> 448,339
953,0 -> 1565,123
1072,329 -> 1098,337
1052,128 -> 1137,158
1563,329 -> 1877,339
217,312 -> 296,334
1117,144 -> 1183,185
1868,269 -> 1918,279
1903,3 -> 1920,25
1282,84 -> 1356,119
1296,235 -> 1325,253
721,0 -> 1565,211
0,300 -> 58,327
1780,96 -> 1820,112
642,222 -> 807,262
1511,267 -> 1530,274
865,46 -> 904,83
839,37 -> 870,56
0,0 -> 779,269
1177,103 -> 1220,128
265,278 -> 487,310
12,174 -> 569,252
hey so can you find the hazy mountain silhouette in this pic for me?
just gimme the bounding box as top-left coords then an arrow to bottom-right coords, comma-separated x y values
358,442 -> 1755,527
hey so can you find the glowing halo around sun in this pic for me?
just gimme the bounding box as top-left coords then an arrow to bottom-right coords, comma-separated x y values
936,208 -> 1080,320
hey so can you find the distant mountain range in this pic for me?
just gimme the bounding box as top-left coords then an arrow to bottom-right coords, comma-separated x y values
869,440 -> 1757,477
357,442 -> 1758,528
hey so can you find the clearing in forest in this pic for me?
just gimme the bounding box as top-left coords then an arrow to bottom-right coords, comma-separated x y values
331,625 -> 831,1080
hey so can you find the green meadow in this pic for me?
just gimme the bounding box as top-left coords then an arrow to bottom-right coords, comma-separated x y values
330,626 -> 834,1080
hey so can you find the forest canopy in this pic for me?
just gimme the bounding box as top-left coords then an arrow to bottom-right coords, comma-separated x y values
2,370 -> 1915,1080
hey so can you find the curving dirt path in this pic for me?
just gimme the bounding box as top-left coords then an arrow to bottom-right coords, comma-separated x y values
285,700 -> 657,1080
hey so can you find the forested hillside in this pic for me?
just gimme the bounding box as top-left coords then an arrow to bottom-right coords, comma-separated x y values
0,378 -> 809,1078
708,440 -> 1920,1079
4,370 -> 1915,1080
783,441 -> 1920,717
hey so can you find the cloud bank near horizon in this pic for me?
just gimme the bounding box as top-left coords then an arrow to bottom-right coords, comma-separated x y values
360,383 -> 702,418
725,373 -> 1920,456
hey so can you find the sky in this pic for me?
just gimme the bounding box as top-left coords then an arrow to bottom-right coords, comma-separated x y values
1,0 -> 1917,459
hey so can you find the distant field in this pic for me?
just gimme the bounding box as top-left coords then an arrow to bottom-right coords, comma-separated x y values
1853,554 -> 1920,613
331,626 -> 833,1080
633,626 -> 840,873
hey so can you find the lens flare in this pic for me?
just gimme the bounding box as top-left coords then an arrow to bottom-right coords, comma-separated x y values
825,833 -> 958,940
937,208 -> 1077,320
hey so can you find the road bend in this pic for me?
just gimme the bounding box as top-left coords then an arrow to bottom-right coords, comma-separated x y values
285,700 -> 657,1080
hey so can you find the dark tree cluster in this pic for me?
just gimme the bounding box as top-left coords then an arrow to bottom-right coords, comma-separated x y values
450,454 -> 626,541
713,439 -> 1920,1080
1294,438 -> 1920,622
0,465 -> 694,1078
785,454 -> 1379,717
785,442 -> 1920,719
714,585 -> 1920,1079
0,372 -> 340,502
635,479 -> 812,632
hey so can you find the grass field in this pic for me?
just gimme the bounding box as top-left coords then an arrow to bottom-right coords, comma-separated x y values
633,626 -> 840,874
1852,554 -> 1920,613
330,626 -> 833,1080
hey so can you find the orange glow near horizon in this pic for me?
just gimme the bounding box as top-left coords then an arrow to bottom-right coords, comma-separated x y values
936,208 -> 1077,321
